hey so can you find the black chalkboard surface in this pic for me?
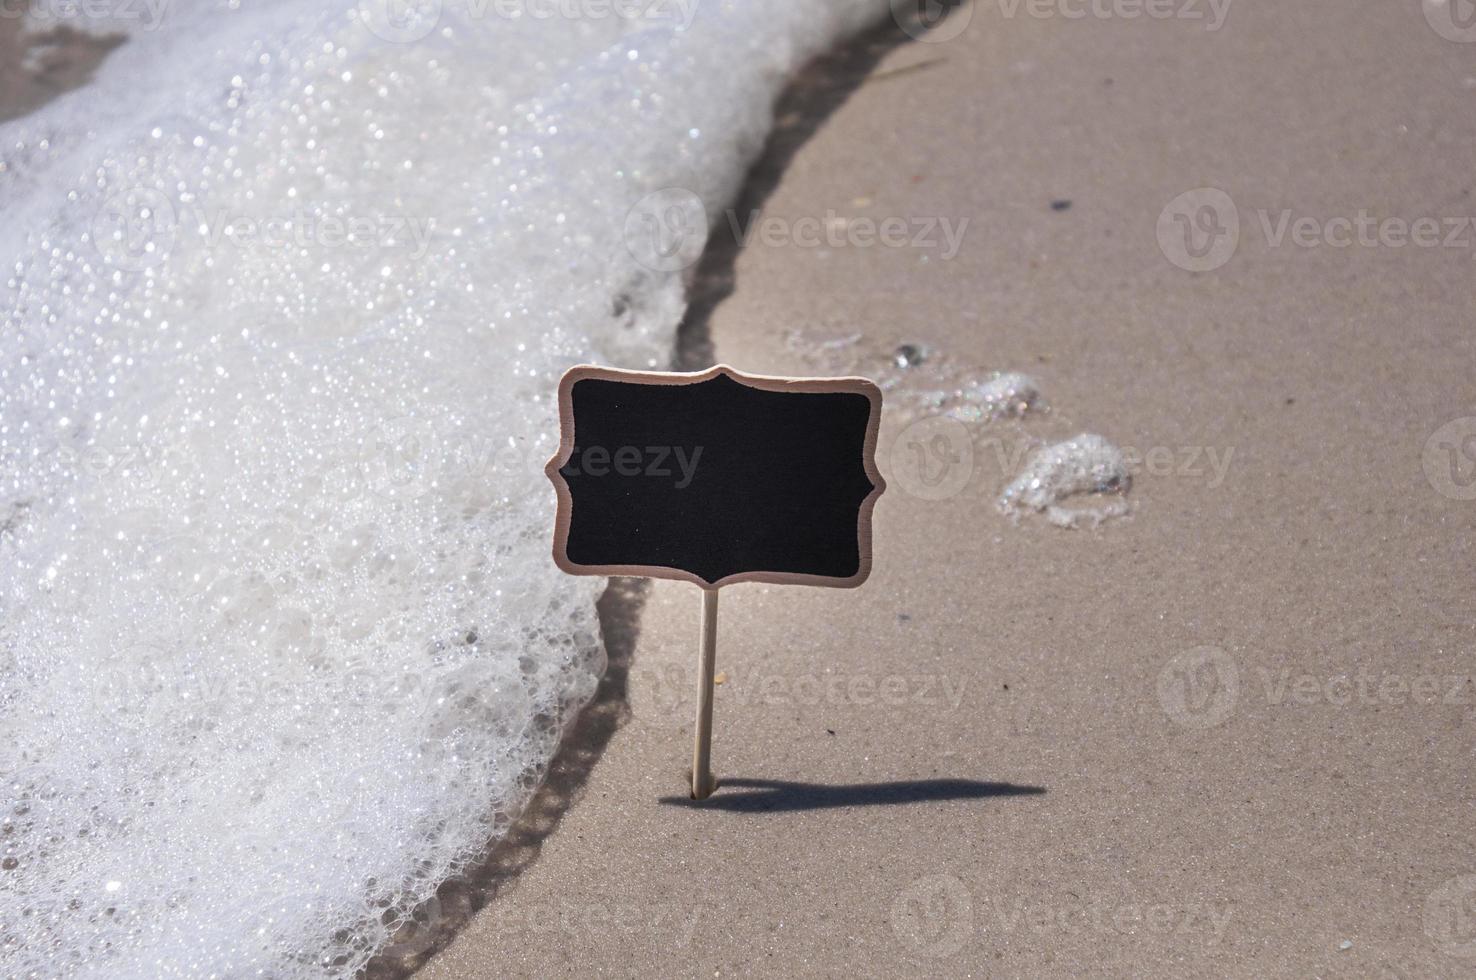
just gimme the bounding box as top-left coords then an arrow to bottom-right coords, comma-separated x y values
546,364 -> 884,589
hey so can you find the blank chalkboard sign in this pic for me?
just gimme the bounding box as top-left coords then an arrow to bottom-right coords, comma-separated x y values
545,364 -> 884,589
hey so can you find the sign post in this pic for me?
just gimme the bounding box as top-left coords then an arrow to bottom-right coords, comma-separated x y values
692,587 -> 719,799
546,363 -> 884,800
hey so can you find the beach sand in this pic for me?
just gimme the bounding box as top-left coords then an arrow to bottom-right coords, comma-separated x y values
0,19 -> 123,125
4,1 -> 1473,976
416,1 -> 1476,977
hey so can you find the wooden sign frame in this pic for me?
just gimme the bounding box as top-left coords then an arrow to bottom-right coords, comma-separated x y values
545,363 -> 885,591
545,362 -> 884,799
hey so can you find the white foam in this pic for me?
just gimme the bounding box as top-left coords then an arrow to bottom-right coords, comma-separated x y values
782,329 -> 1048,426
0,1 -> 887,975
997,433 -> 1132,528
947,371 -> 1043,423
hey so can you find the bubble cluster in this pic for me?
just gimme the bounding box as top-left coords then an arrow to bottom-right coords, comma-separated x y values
996,433 -> 1132,529
784,328 -> 1048,425
947,371 -> 1042,423
0,1 -> 887,975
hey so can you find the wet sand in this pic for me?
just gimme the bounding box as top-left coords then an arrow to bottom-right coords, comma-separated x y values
420,1 -> 1476,976
0,18 -> 123,125
5,1 -> 1474,976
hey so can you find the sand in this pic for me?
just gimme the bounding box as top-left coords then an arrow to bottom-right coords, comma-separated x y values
0,19 -> 123,125
6,1 -> 1476,976
418,2 -> 1476,976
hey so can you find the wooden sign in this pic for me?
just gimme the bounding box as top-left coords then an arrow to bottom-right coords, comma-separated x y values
546,364 -> 884,797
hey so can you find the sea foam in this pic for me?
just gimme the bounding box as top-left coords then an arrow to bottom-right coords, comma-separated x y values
0,1 -> 887,975
997,433 -> 1132,528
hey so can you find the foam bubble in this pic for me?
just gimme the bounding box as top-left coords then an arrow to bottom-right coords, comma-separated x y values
997,433 -> 1132,529
0,1 -> 888,975
947,371 -> 1042,423
783,329 -> 1047,425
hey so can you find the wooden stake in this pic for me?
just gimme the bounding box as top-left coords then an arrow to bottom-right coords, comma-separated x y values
691,587 -> 719,800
